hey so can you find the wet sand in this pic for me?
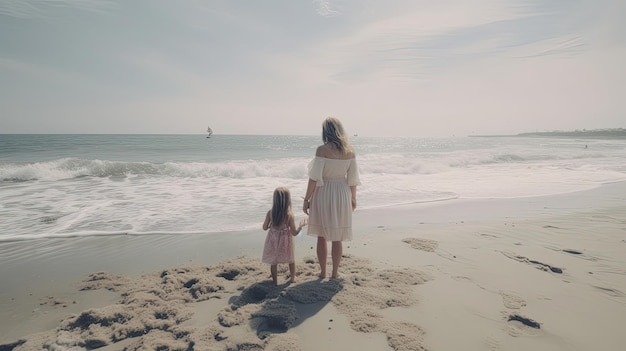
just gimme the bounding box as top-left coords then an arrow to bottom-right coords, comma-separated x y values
1,182 -> 625,350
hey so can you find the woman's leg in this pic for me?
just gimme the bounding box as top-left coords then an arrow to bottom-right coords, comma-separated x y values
289,263 -> 296,283
270,264 -> 278,285
316,236 -> 327,278
331,241 -> 342,278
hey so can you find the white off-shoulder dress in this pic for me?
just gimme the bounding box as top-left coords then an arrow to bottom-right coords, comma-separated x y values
306,156 -> 361,241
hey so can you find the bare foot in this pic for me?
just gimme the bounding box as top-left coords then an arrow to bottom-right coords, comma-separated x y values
318,273 -> 326,279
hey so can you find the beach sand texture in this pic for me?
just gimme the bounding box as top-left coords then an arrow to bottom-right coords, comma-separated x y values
1,183 -> 625,351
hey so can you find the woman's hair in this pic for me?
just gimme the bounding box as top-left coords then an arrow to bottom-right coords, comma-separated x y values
322,117 -> 353,154
271,187 -> 292,226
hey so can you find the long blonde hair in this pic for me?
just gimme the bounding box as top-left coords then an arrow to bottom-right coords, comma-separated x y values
322,117 -> 353,154
271,187 -> 292,227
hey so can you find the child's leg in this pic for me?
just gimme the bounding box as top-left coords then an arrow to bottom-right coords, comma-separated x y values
288,263 -> 296,283
270,264 -> 278,285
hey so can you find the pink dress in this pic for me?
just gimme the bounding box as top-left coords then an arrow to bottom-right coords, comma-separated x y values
262,222 -> 295,264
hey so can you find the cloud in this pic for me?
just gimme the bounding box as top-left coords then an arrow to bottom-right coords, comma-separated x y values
0,0 -> 116,19
268,0 -> 614,88
267,1 -> 532,85
0,0 -> 623,135
315,0 -> 340,17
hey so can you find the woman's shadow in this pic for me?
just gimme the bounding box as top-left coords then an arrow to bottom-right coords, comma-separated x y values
227,277 -> 344,338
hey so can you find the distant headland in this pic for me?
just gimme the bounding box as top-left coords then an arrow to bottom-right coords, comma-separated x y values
473,128 -> 626,139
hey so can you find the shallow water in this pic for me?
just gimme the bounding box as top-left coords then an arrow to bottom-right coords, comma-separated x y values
1,134 -> 625,241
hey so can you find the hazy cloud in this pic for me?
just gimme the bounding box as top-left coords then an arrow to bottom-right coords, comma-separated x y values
0,0 -> 116,19
0,0 -> 624,136
315,0 -> 340,17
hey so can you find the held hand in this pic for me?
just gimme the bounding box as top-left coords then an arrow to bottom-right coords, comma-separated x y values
295,217 -> 308,236
299,218 -> 308,228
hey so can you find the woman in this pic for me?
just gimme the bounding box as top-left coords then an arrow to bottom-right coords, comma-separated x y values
303,117 -> 361,279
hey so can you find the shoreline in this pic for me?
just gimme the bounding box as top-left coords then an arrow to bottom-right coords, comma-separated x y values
1,179 -> 622,245
1,181 -> 625,350
470,128 -> 626,139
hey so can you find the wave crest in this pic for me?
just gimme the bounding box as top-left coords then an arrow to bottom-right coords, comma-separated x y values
0,158 -> 311,182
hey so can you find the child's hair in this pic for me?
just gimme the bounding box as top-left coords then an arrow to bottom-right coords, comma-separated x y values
271,187 -> 292,227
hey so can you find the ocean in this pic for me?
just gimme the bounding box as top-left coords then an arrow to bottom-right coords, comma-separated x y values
1,134 -> 625,242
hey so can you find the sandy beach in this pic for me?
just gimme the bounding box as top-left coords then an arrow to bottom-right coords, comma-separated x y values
1,182 -> 625,351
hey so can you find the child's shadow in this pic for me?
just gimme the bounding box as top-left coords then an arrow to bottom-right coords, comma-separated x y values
228,278 -> 344,338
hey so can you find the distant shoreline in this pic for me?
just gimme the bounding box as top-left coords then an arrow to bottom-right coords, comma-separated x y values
472,128 -> 626,139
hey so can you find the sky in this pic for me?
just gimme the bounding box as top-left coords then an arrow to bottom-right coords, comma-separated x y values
0,0 -> 624,137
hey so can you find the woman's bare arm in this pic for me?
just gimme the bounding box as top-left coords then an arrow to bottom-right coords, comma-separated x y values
303,178 -> 317,214
350,185 -> 357,210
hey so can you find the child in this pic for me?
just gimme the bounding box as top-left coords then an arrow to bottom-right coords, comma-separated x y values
262,187 -> 307,285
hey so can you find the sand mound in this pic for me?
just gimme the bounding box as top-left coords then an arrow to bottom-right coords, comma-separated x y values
2,254 -> 430,351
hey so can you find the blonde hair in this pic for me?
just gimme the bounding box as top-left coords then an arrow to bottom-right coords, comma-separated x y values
271,187 -> 292,227
322,117 -> 353,154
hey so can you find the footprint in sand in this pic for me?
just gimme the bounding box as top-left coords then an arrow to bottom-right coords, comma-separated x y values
486,336 -> 503,351
500,251 -> 564,274
498,291 -> 536,338
545,246 -> 598,261
499,292 -> 526,310
451,276 -> 472,282
402,238 -> 438,252
560,248 -> 598,261
504,312 -> 542,337
591,285 -> 626,298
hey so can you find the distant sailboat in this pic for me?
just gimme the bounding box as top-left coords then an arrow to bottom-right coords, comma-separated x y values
206,126 -> 213,138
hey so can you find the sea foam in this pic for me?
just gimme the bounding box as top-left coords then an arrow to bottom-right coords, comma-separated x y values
1,135 -> 625,241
